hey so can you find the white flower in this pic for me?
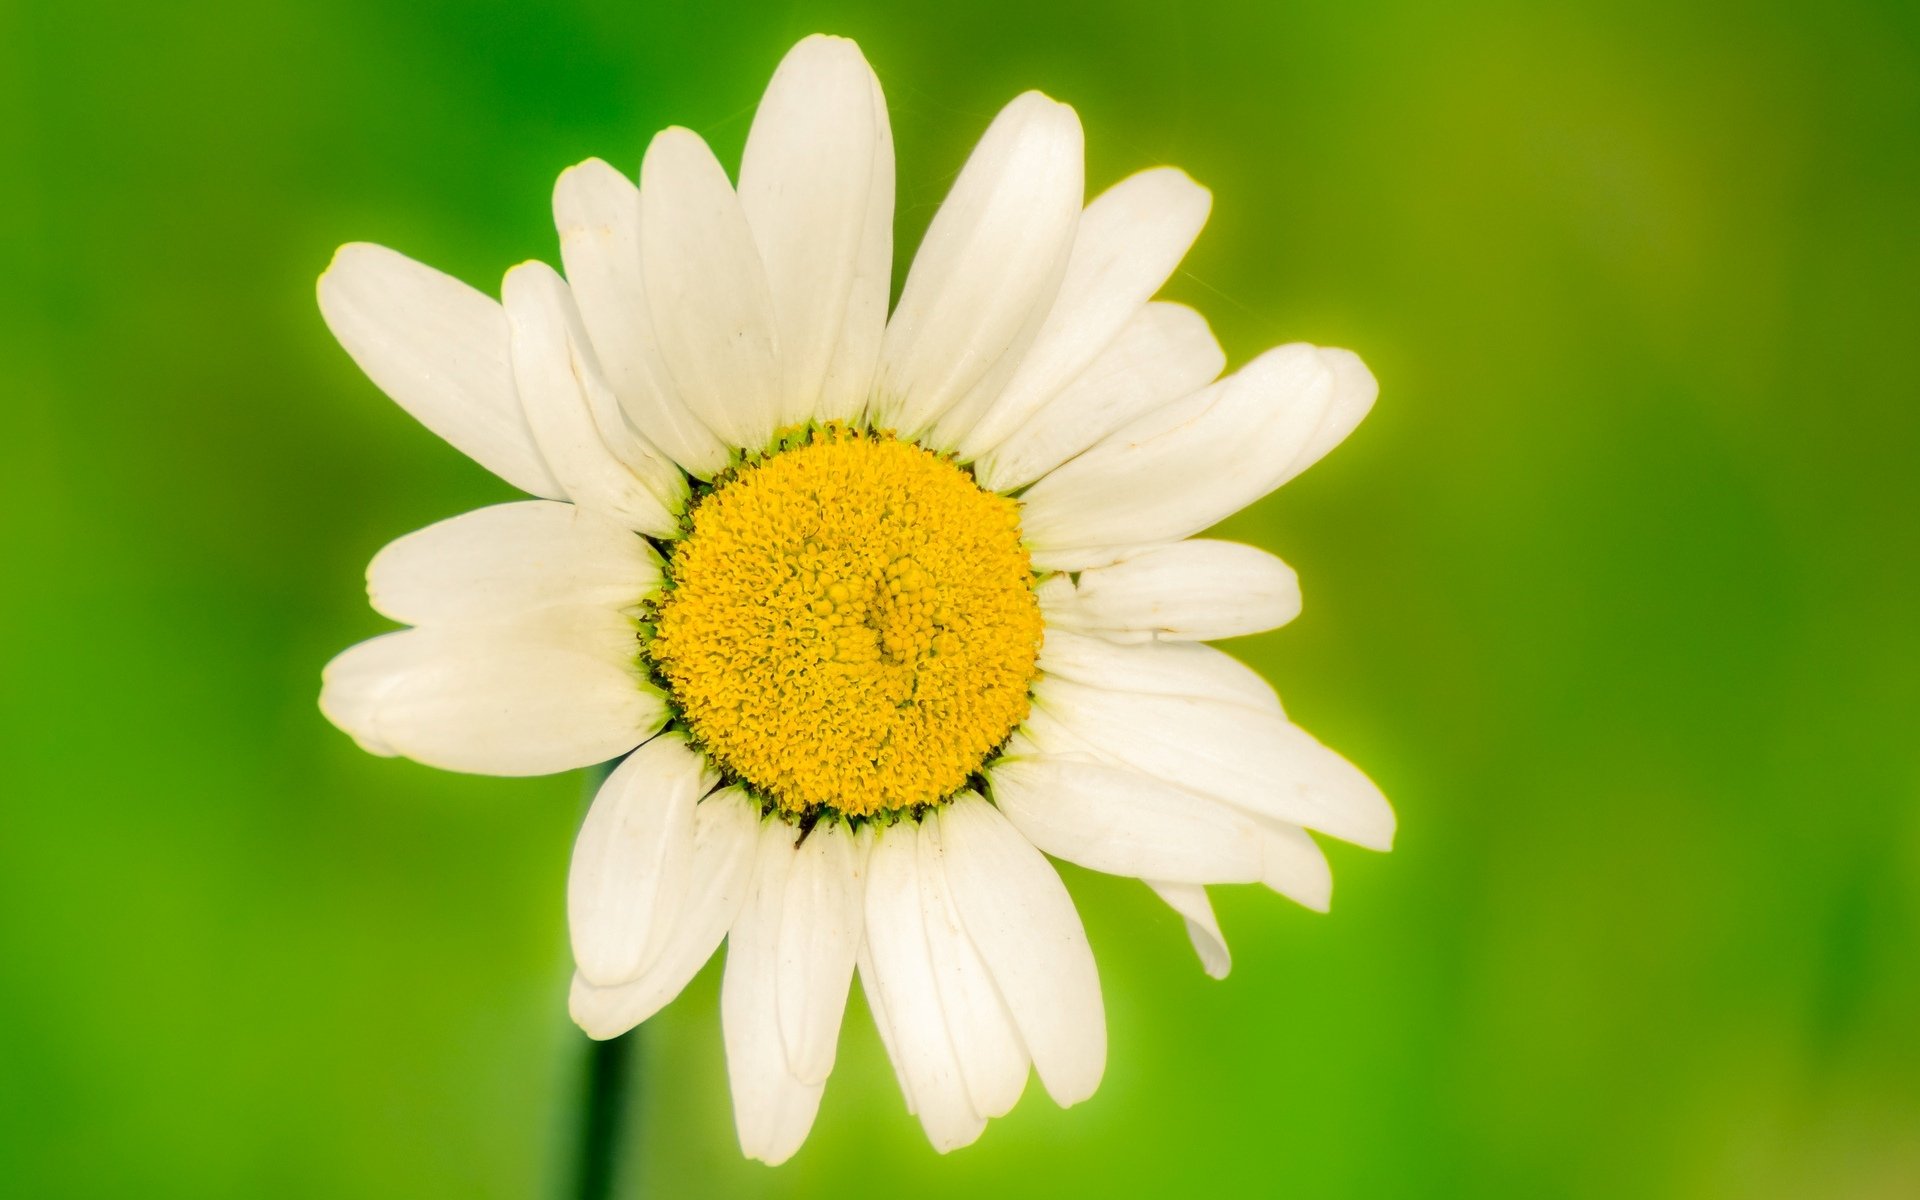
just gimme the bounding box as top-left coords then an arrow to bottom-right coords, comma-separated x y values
317,34 -> 1392,1165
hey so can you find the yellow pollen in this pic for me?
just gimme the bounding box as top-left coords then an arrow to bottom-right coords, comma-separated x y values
648,428 -> 1042,819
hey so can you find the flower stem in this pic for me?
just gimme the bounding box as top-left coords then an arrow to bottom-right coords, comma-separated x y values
575,1029 -> 639,1200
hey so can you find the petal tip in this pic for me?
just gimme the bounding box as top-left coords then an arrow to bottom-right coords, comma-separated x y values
997,90 -> 1085,141
647,124 -> 709,159
499,258 -> 556,297
1317,346 -> 1379,416
569,1010 -> 633,1043
787,31 -> 865,58
315,242 -> 380,308
555,156 -> 622,195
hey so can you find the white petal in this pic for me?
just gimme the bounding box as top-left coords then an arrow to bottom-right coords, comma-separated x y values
1258,819 -> 1333,911
1033,676 -> 1394,850
855,941 -> 916,1113
1020,344 -> 1378,569
318,616 -> 664,777
639,128 -> 783,453
860,820 -> 986,1152
553,159 -> 732,477
1037,628 -> 1281,715
318,243 -> 561,497
943,168 -> 1211,457
937,795 -> 1105,1107
1037,539 -> 1300,643
1144,881 -> 1231,979
569,787 -> 761,1038
871,93 -> 1083,443
501,261 -> 687,537
974,301 -> 1224,493
739,35 -> 893,427
986,755 -> 1265,884
918,818 -> 1030,1119
315,630 -> 414,757
1292,348 -> 1379,483
722,820 -> 825,1166
367,501 -> 660,628
850,829 -> 918,1109
773,821 -> 867,1086
567,732 -> 716,987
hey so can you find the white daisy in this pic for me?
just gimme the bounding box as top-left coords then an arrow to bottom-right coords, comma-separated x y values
317,34 -> 1392,1164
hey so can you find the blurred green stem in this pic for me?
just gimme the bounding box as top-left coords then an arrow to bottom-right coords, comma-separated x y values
575,1030 -> 638,1200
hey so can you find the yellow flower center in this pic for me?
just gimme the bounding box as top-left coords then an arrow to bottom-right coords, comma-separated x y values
649,427 -> 1042,819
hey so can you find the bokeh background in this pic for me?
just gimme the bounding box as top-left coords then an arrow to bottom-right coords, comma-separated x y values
6,0 -> 1918,1195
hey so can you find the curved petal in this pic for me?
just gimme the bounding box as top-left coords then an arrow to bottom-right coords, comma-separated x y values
1020,343 -> 1378,569
502,261 -> 687,537
937,795 -> 1104,1108
553,158 -> 731,477
871,92 -> 1083,442
366,501 -> 660,627
1032,675 -> 1394,851
1291,348 -> 1378,484
318,615 -> 664,777
942,168 -> 1211,457
639,127 -> 783,453
975,301 -> 1223,493
722,820 -> 824,1166
1036,539 -> 1301,643
568,732 -> 717,987
918,818 -> 1030,1121
987,754 -> 1266,884
569,787 -> 760,1038
860,819 -> 986,1152
1144,881 -> 1231,979
317,243 -> 561,497
1257,819 -> 1333,912
740,35 -> 894,427
315,629 -> 414,757
1037,628 -> 1281,715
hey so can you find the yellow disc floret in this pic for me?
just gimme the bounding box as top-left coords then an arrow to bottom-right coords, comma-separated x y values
649,427 -> 1042,819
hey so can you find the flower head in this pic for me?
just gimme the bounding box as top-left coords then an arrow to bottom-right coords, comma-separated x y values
318,34 -> 1392,1163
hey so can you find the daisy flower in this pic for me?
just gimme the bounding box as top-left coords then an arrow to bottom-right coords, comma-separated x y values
318,34 -> 1392,1164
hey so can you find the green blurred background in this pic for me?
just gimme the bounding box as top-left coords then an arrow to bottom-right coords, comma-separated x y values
6,0 -> 1917,1195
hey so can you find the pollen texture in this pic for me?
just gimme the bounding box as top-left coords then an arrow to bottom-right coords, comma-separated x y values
649,428 -> 1042,819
